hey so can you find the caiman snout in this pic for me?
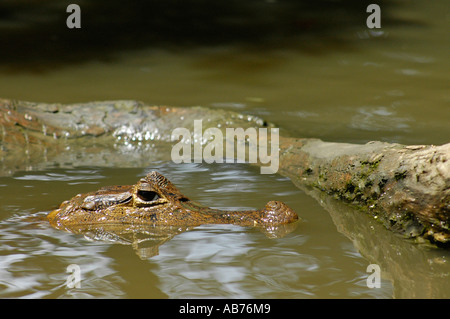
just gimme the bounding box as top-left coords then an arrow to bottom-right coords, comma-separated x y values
48,171 -> 299,231
260,201 -> 299,225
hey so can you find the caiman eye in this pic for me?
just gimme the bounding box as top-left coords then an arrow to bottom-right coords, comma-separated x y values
137,190 -> 160,202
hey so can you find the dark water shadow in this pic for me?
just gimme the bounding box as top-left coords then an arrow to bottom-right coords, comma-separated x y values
0,0 -> 425,73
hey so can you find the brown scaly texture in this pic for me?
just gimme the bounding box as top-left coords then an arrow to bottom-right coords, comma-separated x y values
48,171 -> 299,229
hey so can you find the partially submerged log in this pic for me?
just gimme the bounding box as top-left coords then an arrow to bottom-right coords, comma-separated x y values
1,98 -> 449,245
277,137 -> 450,245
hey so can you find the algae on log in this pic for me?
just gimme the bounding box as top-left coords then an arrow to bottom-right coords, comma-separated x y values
1,98 -> 449,245
276,137 -> 450,245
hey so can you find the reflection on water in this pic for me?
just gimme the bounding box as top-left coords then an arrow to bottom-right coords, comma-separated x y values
0,0 -> 448,299
13,171 -> 105,184
153,225 -> 320,298
349,106 -> 413,132
0,163 -> 399,298
0,212 -> 126,298
1,162 -> 449,298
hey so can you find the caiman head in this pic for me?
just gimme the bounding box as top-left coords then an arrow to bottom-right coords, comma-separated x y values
48,171 -> 299,232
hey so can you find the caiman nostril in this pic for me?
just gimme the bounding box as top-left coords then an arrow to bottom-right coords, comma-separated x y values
262,201 -> 299,224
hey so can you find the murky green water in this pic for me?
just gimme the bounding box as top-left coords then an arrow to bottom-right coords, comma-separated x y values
0,1 -> 449,298
0,164 -> 393,298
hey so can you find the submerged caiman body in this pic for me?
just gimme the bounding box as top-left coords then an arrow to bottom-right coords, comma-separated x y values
48,171 -> 298,230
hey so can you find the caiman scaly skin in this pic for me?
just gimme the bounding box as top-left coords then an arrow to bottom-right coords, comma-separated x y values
48,171 -> 298,229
